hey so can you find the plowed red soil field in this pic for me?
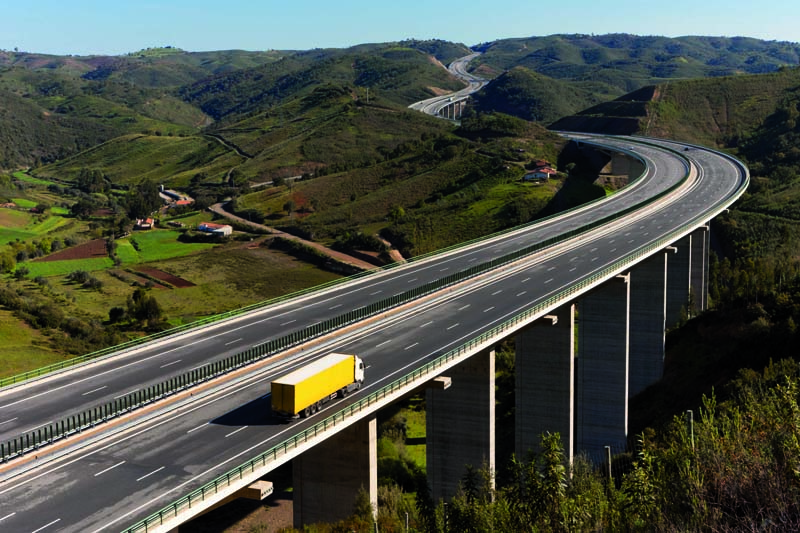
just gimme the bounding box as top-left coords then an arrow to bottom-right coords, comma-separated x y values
136,267 -> 195,288
36,239 -> 107,261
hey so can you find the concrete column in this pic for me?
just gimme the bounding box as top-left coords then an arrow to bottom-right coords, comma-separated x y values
691,226 -> 709,312
629,253 -> 668,397
666,235 -> 692,327
293,417 -> 377,527
427,349 -> 495,502
576,275 -> 630,455
515,304 -> 575,462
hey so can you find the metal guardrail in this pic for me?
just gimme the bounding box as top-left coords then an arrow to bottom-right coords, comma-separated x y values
119,154 -> 748,533
0,141 -> 693,463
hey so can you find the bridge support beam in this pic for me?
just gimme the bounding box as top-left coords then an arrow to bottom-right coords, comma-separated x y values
691,226 -> 709,313
666,236 -> 692,327
293,417 -> 377,527
515,304 -> 575,462
629,252 -> 668,397
576,275 -> 630,456
427,348 -> 495,502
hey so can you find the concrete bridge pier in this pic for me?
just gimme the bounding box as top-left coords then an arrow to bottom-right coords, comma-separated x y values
691,225 -> 710,312
666,236 -> 692,326
427,348 -> 495,502
515,304 -> 576,462
576,275 -> 630,455
293,417 -> 377,527
628,252 -> 668,397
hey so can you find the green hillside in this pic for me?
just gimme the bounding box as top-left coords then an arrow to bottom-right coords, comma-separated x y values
471,67 -> 601,124
181,44 -> 465,121
473,34 -> 800,92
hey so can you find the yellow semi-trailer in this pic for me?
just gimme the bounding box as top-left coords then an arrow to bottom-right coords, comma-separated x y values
271,353 -> 365,418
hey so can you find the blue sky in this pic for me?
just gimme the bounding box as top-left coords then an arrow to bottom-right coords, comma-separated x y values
3,0 -> 799,56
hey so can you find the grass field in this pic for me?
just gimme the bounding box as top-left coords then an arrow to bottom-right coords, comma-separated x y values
0,310 -> 61,377
23,257 -> 115,277
144,242 -> 341,321
0,211 -> 71,244
122,230 -> 218,263
404,402 -> 427,469
10,197 -> 37,208
12,171 -> 55,186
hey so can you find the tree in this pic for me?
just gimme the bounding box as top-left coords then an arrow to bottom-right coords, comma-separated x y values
108,306 -> 126,323
13,266 -> 29,280
127,288 -> 162,323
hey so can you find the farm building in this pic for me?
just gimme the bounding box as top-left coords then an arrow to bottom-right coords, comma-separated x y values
197,222 -> 233,236
523,167 -> 558,181
134,217 -> 155,230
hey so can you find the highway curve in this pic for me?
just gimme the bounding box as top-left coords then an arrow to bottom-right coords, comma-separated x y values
0,135 -> 748,532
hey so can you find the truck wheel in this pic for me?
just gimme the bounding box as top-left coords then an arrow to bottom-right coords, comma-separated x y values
302,407 -> 311,418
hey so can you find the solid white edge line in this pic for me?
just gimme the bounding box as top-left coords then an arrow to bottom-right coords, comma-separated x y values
0,511 -> 15,521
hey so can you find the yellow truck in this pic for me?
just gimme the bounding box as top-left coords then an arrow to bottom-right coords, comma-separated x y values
271,353 -> 365,418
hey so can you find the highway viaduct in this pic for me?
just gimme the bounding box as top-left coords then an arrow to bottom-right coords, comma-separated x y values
0,134 -> 748,532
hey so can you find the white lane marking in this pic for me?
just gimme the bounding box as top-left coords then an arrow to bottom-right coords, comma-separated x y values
407,278 -> 418,283
468,258 -> 477,262
136,466 -> 165,482
94,461 -> 125,477
82,386 -> 108,396
328,304 -> 342,310
187,423 -> 207,434
419,321 -> 433,328
609,239 -> 616,244
439,267 -> 449,272
224,338 -> 243,346
590,247 -> 597,252
160,360 -> 182,369
610,248 -> 617,252
114,389 -> 138,400
225,426 -> 248,438
545,278 -> 553,284
516,291 -> 527,296
446,323 -> 459,330
570,257 -> 578,261
280,320 -> 296,326
547,266 -> 556,271
591,257 -> 599,262
0,417 -> 18,426
491,290 -> 502,296
628,239 -> 635,244
32,519 -> 60,533
569,267 -> 577,272
0,512 -> 15,521
369,290 -> 382,295
375,340 -> 391,348
483,306 -> 495,313
521,277 -> 531,282
458,304 -> 470,311
404,343 -> 419,350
